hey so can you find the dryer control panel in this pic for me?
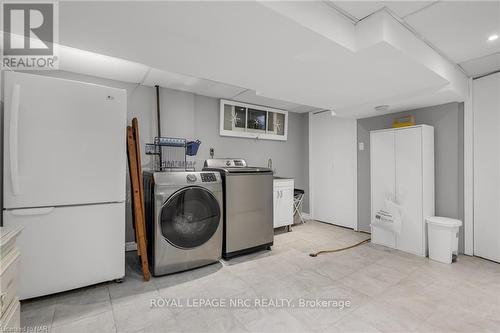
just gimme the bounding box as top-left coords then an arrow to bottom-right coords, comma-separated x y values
201,173 -> 217,182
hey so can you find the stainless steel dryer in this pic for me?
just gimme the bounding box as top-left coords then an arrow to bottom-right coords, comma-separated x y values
143,171 -> 223,276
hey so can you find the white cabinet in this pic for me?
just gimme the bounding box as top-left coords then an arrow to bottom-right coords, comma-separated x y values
0,249 -> 20,317
473,72 -> 500,262
370,130 -> 397,248
0,226 -> 22,333
370,125 -> 434,256
220,100 -> 288,141
0,298 -> 20,333
274,178 -> 294,229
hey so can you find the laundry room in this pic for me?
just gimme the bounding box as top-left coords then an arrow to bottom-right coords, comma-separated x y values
1,1 -> 499,333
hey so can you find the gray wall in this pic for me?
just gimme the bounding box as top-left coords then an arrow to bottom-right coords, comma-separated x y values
19,70 -> 309,242
193,95 -> 309,212
357,102 -> 465,252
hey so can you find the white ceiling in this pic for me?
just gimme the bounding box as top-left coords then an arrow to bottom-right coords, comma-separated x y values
141,68 -> 246,100
59,46 -> 150,84
54,1 -> 467,117
232,90 -> 321,113
57,45 -> 320,112
3,1 -> 492,116
2,1 -> 477,116
460,52 -> 500,78
333,0 -> 500,77
405,1 -> 500,63
332,1 -> 436,20
142,68 -> 320,111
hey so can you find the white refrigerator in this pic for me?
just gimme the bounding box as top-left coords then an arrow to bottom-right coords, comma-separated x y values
3,71 -> 127,299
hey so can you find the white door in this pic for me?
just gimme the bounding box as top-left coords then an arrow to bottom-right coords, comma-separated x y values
3,72 -> 127,209
4,203 -> 125,299
474,72 -> 500,262
310,113 -> 357,228
395,127 -> 424,255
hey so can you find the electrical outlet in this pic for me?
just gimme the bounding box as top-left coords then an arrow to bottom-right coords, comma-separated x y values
359,142 -> 365,151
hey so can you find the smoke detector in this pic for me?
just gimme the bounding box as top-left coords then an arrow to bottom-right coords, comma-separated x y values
374,105 -> 390,112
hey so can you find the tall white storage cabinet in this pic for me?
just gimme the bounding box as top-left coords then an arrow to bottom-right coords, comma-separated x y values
370,125 -> 435,256
473,72 -> 500,263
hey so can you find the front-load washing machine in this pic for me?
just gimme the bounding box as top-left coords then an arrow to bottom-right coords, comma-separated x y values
143,171 -> 223,276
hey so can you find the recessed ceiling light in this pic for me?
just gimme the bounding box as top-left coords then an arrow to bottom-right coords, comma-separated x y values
488,34 -> 498,42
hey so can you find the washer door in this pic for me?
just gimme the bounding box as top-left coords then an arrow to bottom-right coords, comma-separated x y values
160,186 -> 221,249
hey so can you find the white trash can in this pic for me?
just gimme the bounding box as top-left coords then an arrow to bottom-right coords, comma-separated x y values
426,216 -> 462,264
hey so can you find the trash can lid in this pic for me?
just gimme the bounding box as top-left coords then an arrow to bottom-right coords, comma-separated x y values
426,216 -> 462,227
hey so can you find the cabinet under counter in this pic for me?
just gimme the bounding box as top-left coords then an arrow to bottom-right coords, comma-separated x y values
273,178 -> 294,230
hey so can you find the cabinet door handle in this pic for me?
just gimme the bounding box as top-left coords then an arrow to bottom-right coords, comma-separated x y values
11,207 -> 54,216
10,84 -> 21,196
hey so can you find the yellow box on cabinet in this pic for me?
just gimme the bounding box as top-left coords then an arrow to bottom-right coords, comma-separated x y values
392,115 -> 416,128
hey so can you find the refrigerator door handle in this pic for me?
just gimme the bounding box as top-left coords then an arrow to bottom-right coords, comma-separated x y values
9,84 -> 21,196
11,207 -> 55,216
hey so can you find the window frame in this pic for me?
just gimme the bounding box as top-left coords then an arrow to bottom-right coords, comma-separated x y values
219,99 -> 288,141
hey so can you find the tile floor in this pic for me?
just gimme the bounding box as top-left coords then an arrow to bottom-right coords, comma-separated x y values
21,221 -> 500,333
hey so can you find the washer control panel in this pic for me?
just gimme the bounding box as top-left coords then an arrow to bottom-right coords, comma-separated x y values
201,173 -> 217,182
186,174 -> 197,183
204,159 -> 246,168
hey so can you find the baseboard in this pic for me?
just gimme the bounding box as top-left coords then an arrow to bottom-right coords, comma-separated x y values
125,241 -> 137,252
